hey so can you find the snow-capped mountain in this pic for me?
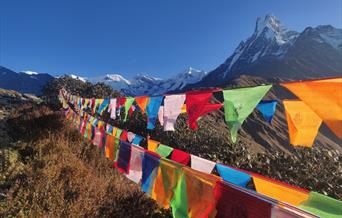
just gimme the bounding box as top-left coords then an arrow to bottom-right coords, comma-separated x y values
193,14 -> 342,88
0,66 -> 54,95
123,67 -> 206,96
89,74 -> 131,90
85,67 -> 206,96
70,74 -> 87,83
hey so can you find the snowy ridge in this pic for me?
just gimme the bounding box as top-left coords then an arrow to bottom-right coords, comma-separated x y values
76,67 -> 206,96
223,14 -> 299,77
21,71 -> 39,75
70,74 -> 87,83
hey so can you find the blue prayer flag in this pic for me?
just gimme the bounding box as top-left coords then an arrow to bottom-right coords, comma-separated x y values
141,151 -> 160,195
256,100 -> 277,123
216,163 -> 251,187
146,96 -> 163,130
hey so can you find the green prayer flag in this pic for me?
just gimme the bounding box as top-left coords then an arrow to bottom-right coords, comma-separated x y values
115,129 -> 123,139
171,173 -> 189,218
124,97 -> 135,121
223,85 -> 272,143
156,144 -> 174,157
114,138 -> 120,162
299,192 -> 342,218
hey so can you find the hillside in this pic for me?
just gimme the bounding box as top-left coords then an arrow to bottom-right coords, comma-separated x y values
0,85 -> 341,217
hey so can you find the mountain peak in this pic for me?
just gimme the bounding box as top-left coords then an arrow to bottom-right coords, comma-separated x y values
104,74 -> 131,85
255,14 -> 281,35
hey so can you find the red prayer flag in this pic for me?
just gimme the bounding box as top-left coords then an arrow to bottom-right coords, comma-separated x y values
170,149 -> 190,165
186,90 -> 222,129
120,130 -> 128,142
214,181 -> 272,218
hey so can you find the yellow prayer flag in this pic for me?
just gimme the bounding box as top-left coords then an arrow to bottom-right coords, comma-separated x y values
283,100 -> 322,147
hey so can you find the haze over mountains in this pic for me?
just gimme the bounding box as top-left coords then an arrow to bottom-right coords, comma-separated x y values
0,14 -> 341,95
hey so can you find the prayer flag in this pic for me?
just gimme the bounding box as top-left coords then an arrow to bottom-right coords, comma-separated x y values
152,158 -> 183,208
146,96 -> 164,129
124,97 -> 135,121
186,90 -> 222,129
126,145 -> 144,183
256,100 -> 277,123
281,78 -> 342,139
148,139 -> 160,152
216,164 -> 251,188
97,99 -> 107,115
105,134 -> 116,161
190,155 -> 216,174
171,173 -> 189,218
299,192 -> 342,218
252,174 -> 309,205
163,94 -> 186,131
115,128 -> 123,139
183,167 -> 219,218
158,106 -> 164,126
127,132 -> 136,143
141,151 -> 161,195
223,85 -> 272,142
283,100 -> 322,147
120,130 -> 128,142
108,98 -> 117,119
132,135 -> 143,145
135,96 -> 150,114
116,141 -> 132,174
214,180 -> 272,218
170,149 -> 190,166
155,144 -> 174,157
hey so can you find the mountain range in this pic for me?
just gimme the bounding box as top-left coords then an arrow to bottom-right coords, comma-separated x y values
0,66 -> 54,95
0,14 -> 341,95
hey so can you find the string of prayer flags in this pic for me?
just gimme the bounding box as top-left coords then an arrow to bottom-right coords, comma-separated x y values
299,192 -> 342,218
186,89 -> 223,129
116,141 -> 132,174
135,96 -> 149,114
152,158 -> 183,208
190,155 -> 216,174
146,96 -> 164,129
148,139 -> 160,152
163,94 -> 186,131
108,98 -> 117,119
283,100 -> 322,147
124,97 -> 135,121
223,85 -> 272,143
125,145 -> 144,183
216,164 -> 251,188
214,181 -> 272,218
170,149 -> 190,166
256,100 -> 277,123
183,167 -> 219,218
141,151 -> 161,195
281,78 -> 342,139
155,144 -> 174,157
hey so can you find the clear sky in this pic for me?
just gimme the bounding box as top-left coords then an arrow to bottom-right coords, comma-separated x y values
0,0 -> 341,79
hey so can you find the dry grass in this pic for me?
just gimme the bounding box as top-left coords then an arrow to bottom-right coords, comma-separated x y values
1,105 -> 171,217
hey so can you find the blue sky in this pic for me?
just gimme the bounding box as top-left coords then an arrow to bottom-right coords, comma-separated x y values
0,0 -> 341,79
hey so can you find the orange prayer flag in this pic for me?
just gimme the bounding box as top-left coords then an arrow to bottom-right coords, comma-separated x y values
148,139 -> 160,152
283,100 -> 323,147
105,134 -> 116,161
252,175 -> 309,206
281,78 -> 342,139
183,167 -> 220,218
135,96 -> 150,114
152,158 -> 183,208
